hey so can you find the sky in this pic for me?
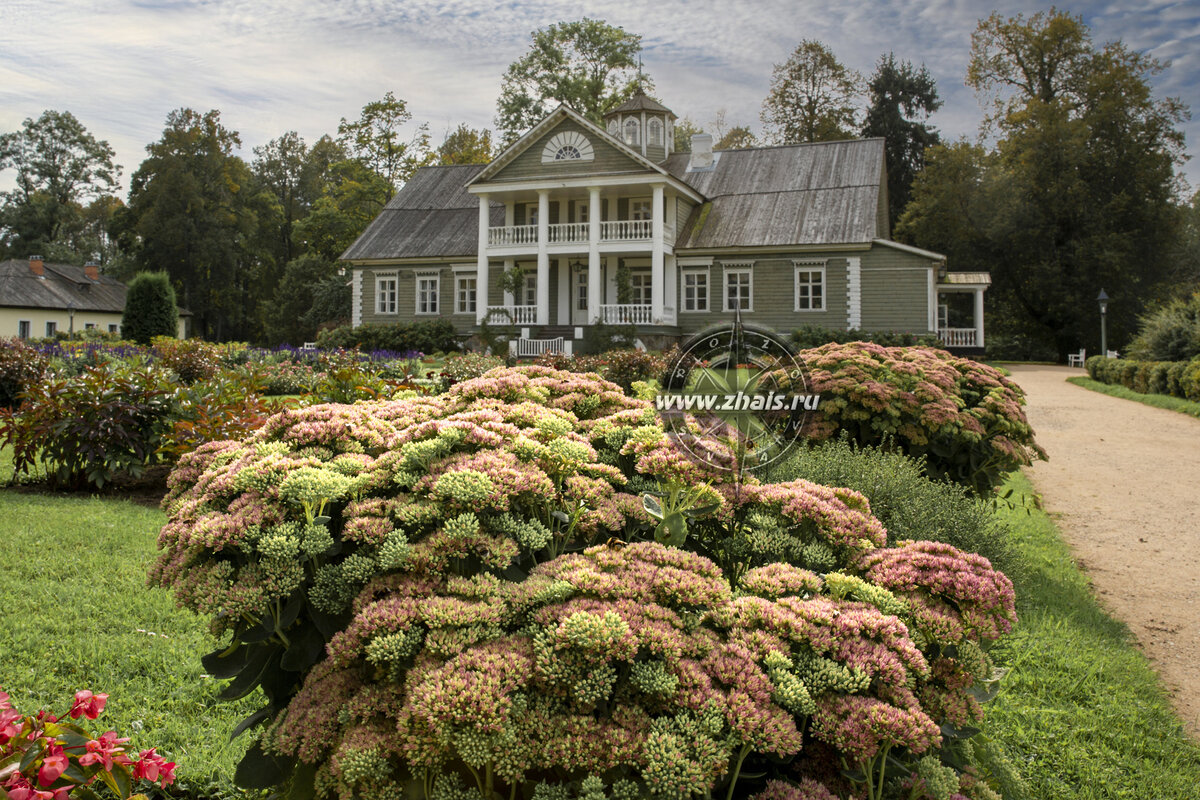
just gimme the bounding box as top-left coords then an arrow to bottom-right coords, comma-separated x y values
2,0 -> 1199,194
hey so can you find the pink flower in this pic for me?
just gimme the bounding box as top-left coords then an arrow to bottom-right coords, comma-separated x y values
77,730 -> 130,771
132,748 -> 177,786
0,707 -> 21,744
68,690 -> 108,720
36,744 -> 68,787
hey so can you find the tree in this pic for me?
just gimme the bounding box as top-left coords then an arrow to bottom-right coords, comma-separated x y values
337,92 -> 432,200
437,124 -> 493,165
0,110 -> 121,259
119,108 -> 269,341
761,40 -> 862,144
264,254 -> 342,345
715,126 -> 756,150
121,271 -> 178,344
291,158 -> 392,263
495,18 -> 647,143
861,54 -> 942,226
672,117 -> 704,153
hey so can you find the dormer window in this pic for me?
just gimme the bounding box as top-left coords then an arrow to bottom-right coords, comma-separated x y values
624,118 -> 640,147
648,118 -> 662,146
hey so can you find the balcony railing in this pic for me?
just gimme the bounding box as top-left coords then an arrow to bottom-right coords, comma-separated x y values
601,304 -> 653,325
548,222 -> 588,244
515,337 -> 564,357
938,328 -> 978,347
488,224 -> 537,247
601,219 -> 652,241
485,305 -> 538,325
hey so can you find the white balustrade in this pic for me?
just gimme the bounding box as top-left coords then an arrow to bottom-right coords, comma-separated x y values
937,328 -> 978,347
515,337 -> 564,357
600,219 -> 652,241
600,304 -> 653,325
548,222 -> 588,244
485,305 -> 538,325
487,224 -> 538,247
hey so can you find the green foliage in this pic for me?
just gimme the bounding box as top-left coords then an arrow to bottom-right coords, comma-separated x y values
120,272 -> 179,345
436,352 -> 506,391
1085,354 -> 1200,404
761,40 -> 862,144
495,18 -> 648,143
762,437 -> 1022,580
437,124 -> 493,165
535,348 -> 670,394
0,337 -> 50,409
264,254 -> 345,346
1125,292 -> 1200,362
151,336 -> 220,383
315,320 -> 459,355
860,53 -> 942,225
790,324 -> 942,349
337,91 -> 433,199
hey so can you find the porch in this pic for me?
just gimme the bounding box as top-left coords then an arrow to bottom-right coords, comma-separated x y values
936,272 -> 990,352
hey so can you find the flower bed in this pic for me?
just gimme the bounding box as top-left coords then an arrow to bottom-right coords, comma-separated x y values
152,366 -> 1017,799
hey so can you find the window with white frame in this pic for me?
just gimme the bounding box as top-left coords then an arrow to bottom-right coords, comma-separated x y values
575,270 -> 588,312
793,262 -> 825,311
723,264 -> 753,311
456,275 -> 477,314
416,274 -> 440,315
376,275 -> 398,314
18,320 -> 31,339
522,273 -> 537,307
85,322 -> 97,330
630,198 -> 652,221
45,321 -> 57,337
681,268 -> 709,312
630,270 -> 652,306
623,118 -> 640,147
576,203 -> 588,224
107,323 -> 118,334
648,118 -> 663,146
607,119 -> 618,137
524,203 -> 539,226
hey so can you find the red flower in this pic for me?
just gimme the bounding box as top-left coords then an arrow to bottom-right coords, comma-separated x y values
36,744 -> 68,786
68,690 -> 108,720
77,730 -> 130,772
0,707 -> 21,745
132,748 -> 177,786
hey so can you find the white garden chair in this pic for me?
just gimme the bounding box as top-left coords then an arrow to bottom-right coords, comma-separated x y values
1106,349 -> 1119,359
1067,348 -> 1086,368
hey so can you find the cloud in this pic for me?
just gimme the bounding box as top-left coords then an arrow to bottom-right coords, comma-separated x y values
0,0 -> 1197,194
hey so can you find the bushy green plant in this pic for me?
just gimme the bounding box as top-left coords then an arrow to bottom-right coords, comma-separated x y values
534,348 -> 673,395
121,272 -> 179,345
152,366 -> 1018,800
161,369 -> 292,461
787,343 -> 1045,495
791,324 -> 942,349
437,352 -> 506,391
0,361 -> 176,489
1125,292 -> 1200,362
0,337 -> 50,409
152,336 -> 223,383
316,321 -> 459,355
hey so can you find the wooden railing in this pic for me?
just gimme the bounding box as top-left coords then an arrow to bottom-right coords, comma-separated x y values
600,304 -> 653,325
548,222 -> 588,244
938,328 -> 978,347
600,219 -> 652,241
487,224 -> 537,246
487,219 -> 654,247
515,337 -> 564,357
485,305 -> 537,325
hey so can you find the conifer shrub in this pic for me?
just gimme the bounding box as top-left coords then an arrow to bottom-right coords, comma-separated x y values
152,366 -> 1018,800
121,271 -> 179,345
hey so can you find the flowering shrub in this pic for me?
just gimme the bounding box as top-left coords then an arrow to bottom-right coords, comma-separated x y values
0,687 -> 175,800
436,353 -> 507,392
535,348 -> 673,394
151,337 -> 223,384
0,338 -> 50,409
152,366 -> 1018,799
790,343 -> 1046,495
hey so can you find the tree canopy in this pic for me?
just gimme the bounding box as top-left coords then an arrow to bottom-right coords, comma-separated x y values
761,40 -> 861,144
495,18 -> 647,143
337,92 -> 433,199
437,124 -> 493,165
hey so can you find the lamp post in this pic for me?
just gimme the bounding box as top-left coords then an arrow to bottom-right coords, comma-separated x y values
1097,289 -> 1108,356
67,302 -> 76,339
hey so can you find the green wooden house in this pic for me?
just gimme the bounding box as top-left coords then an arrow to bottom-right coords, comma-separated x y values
341,95 -> 988,354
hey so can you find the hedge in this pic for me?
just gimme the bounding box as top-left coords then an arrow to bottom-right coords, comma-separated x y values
1085,355 -> 1200,402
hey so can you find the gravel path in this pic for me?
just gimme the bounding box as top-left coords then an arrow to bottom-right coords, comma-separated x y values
1006,365 -> 1200,737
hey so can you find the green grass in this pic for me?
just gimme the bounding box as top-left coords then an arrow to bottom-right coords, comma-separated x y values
0,467 -> 261,795
983,471 -> 1200,798
1067,375 -> 1200,419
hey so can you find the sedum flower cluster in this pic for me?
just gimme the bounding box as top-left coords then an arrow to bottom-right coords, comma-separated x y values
153,366 -> 1018,799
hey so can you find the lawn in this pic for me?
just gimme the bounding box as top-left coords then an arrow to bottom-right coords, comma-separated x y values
983,471 -> 1200,798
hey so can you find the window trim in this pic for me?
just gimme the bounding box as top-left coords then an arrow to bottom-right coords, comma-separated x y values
375,272 -> 398,315
629,197 -> 652,221
722,262 -> 754,312
792,260 -> 826,312
648,117 -> 663,146
18,320 -> 31,339
681,266 -> 710,313
45,320 -> 58,338
107,323 -> 119,334
415,272 -> 440,316
455,273 -> 477,315
629,268 -> 652,307
623,118 -> 640,147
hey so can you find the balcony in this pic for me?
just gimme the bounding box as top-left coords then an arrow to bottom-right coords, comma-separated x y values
600,219 -> 651,241
937,328 -> 978,347
600,304 -> 652,325
486,219 -> 654,249
485,305 -> 538,325
488,225 -> 537,247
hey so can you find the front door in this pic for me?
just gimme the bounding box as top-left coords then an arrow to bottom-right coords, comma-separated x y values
571,268 -> 589,326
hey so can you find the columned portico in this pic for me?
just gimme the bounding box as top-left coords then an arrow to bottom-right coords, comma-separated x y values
536,190 -> 550,325
651,184 -> 665,324
936,272 -> 991,349
475,194 -> 490,323
588,187 -> 601,324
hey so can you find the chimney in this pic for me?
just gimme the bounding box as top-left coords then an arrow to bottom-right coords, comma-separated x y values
688,134 -> 714,171
84,261 -> 100,281
29,255 -> 44,277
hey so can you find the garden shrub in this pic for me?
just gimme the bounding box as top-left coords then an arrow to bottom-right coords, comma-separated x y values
1125,292 -> 1200,362
122,271 -> 179,345
534,348 -> 673,395
316,321 -> 459,355
437,352 -> 507,392
152,336 -> 223,384
0,337 -> 49,409
762,437 -> 1021,582
791,324 -> 941,349
788,343 -> 1045,495
1086,354 -> 1200,402
152,366 -> 1018,800
1184,359 -> 1200,402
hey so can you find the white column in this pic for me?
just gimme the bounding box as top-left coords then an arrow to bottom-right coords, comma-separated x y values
476,194 -> 490,323
665,254 -> 677,324
557,259 -> 570,325
975,288 -> 985,348
502,205 -> 515,307
588,187 -> 601,324
537,190 -> 550,325
651,184 -> 664,324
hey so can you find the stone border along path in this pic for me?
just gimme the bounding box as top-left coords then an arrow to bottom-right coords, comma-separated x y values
1006,365 -> 1200,737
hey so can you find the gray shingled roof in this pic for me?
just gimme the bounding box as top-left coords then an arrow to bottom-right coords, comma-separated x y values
0,259 -> 127,312
665,139 -> 885,248
605,92 -> 677,119
342,164 -> 502,261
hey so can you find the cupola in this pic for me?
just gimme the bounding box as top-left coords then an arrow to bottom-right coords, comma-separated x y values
602,91 -> 677,164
